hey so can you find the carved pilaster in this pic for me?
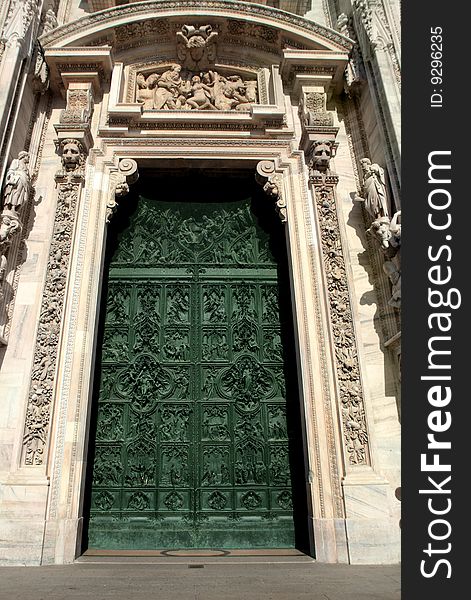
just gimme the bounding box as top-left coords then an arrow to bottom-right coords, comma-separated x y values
106,158 -> 139,222
22,139 -> 87,465
255,160 -> 286,223
310,174 -> 371,467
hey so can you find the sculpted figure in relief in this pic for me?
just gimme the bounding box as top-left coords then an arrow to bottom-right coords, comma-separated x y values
356,158 -> 389,219
136,67 -> 257,112
1,151 -> 31,213
367,211 -> 401,308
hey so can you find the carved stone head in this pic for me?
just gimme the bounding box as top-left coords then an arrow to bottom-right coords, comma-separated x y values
360,157 -> 372,175
60,139 -> 84,172
311,142 -> 332,174
367,216 -> 392,249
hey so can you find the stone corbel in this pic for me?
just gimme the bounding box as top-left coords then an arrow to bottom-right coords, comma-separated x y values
106,158 -> 139,222
280,49 -> 350,97
255,161 -> 286,224
298,87 -> 339,181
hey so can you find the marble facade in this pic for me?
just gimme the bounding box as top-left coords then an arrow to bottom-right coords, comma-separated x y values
0,0 -> 401,565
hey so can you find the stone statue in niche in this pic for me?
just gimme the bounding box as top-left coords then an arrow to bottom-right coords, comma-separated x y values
355,158 -> 389,219
176,24 -> 218,71
367,211 -> 401,308
1,151 -> 31,214
136,66 -> 257,111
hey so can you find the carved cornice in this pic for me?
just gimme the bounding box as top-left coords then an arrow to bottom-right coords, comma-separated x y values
40,1 -> 353,52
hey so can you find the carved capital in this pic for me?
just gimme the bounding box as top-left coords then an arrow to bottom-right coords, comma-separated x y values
107,158 -> 139,223
307,141 -> 339,180
255,161 -> 286,224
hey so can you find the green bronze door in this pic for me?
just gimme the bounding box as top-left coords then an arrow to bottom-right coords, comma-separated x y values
87,185 -> 299,550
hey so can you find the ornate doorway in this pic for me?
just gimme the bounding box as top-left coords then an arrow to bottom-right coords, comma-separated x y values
85,172 -> 306,551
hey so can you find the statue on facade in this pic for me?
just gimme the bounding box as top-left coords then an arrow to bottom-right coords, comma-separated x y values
367,211 -> 401,308
1,151 -> 31,214
355,158 -> 389,219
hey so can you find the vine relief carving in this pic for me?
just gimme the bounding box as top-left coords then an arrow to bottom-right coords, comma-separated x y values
136,65 -> 257,111
311,176 -> 370,466
22,139 -> 87,464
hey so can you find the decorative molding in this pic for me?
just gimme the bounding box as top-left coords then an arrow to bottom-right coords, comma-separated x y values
40,1 -> 352,52
1,0 -> 38,46
22,181 -> 81,465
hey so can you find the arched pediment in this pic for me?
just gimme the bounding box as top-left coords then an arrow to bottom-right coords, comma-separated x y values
40,0 -> 352,55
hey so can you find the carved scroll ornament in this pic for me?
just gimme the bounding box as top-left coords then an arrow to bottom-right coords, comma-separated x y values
255,161 -> 286,224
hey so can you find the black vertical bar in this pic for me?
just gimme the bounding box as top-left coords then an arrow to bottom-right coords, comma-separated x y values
403,0 -> 467,596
